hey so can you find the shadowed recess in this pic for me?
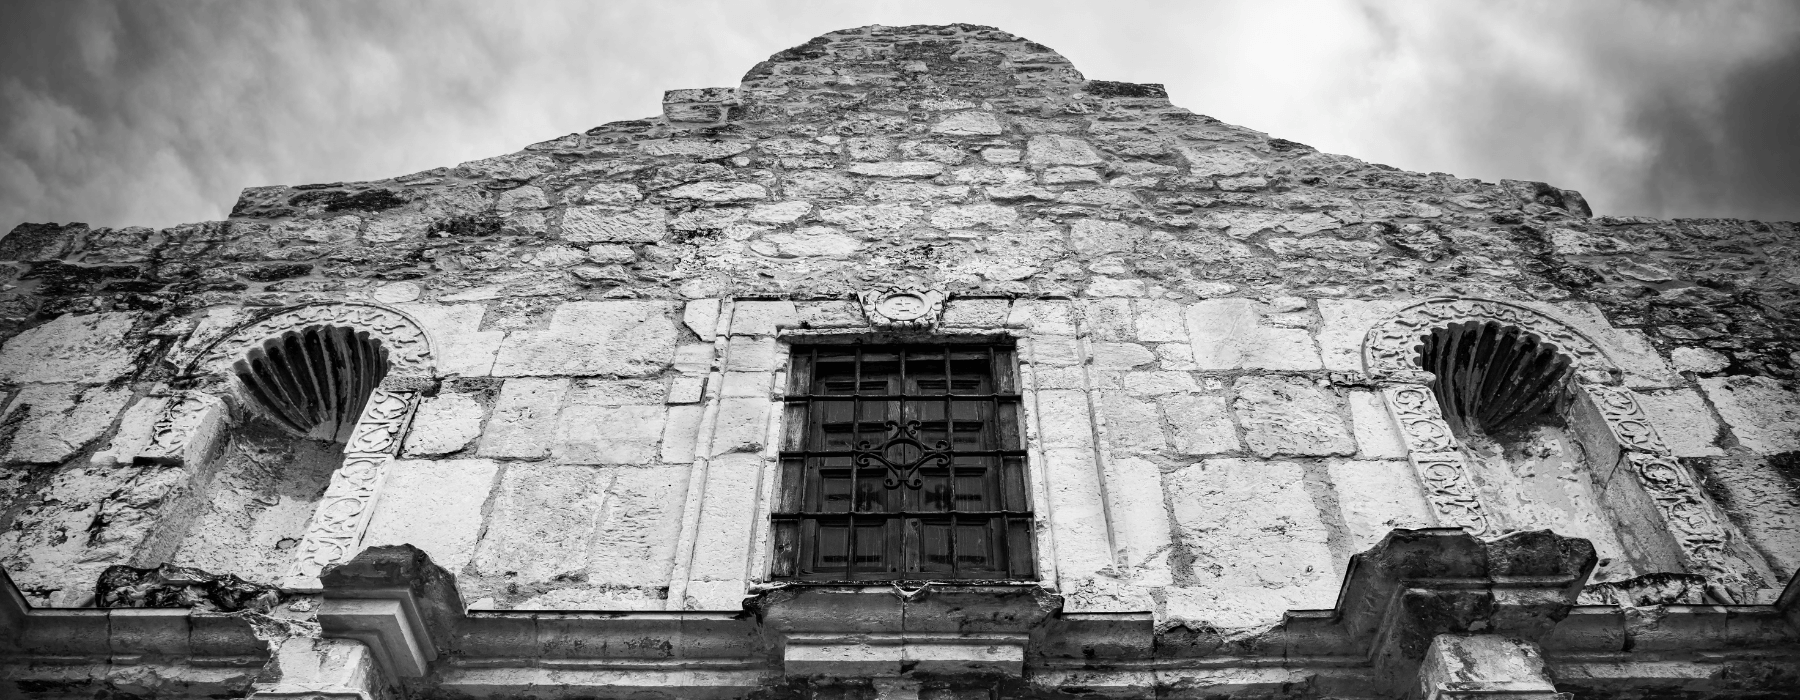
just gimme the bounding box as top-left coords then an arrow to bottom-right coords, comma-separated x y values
232,325 -> 389,442
1419,321 -> 1573,437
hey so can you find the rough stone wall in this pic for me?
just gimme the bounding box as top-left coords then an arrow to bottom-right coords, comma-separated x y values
0,23 -> 1796,635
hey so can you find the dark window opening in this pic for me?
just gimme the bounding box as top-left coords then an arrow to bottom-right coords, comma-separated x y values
232,325 -> 390,443
772,343 -> 1035,582
1418,321 -> 1574,439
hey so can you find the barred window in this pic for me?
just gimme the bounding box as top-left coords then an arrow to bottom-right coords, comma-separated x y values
772,343 -> 1035,581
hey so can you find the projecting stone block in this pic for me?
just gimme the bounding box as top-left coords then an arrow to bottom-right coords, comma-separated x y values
362,459 -> 500,574
1700,376 -> 1800,454
1233,376 -> 1355,458
1163,458 -> 1338,630
560,206 -> 668,243
1326,459 -> 1435,553
471,463 -> 608,581
1186,299 -> 1322,370
491,301 -> 678,377
401,393 -> 486,457
0,311 -> 142,385
477,378 -> 571,459
1634,388 -> 1725,457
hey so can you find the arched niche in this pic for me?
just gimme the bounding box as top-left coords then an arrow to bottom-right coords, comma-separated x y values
1362,298 -> 1761,597
145,303 -> 436,590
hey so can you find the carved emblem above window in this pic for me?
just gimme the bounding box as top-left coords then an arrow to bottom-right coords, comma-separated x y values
857,286 -> 945,330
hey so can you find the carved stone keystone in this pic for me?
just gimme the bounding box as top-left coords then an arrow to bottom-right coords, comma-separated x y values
857,285 -> 947,331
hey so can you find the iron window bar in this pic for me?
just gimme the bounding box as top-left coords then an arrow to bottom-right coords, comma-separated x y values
771,342 -> 1035,582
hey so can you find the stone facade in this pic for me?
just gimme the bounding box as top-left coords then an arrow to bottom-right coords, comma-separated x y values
2,23 -> 1799,700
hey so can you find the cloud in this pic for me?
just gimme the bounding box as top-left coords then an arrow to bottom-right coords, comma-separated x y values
2,0 -> 1798,231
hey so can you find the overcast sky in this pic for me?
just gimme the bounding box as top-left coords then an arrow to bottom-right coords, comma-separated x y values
3,0 -> 1798,232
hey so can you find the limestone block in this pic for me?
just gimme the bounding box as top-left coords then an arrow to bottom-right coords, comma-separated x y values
1100,392 -> 1166,454
490,301 -> 678,377
798,300 -> 866,328
1025,135 -> 1102,166
673,343 -> 715,374
1671,346 -> 1730,373
394,303 -> 503,377
569,378 -> 667,405
1042,167 -> 1102,184
683,299 -> 721,340
762,227 -> 862,258
1124,371 -> 1199,395
929,204 -> 1018,230
1,385 -> 132,464
1009,300 -> 1078,335
496,185 -> 548,212
721,372 -> 771,398
1635,388 -> 1726,457
401,393 -> 486,457
362,459 -> 500,574
555,405 -> 666,464
1069,219 -> 1144,256
588,464 -> 689,589
471,463 -> 609,580
732,301 -> 799,336
848,161 -> 945,178
1163,459 -> 1338,629
1417,635 -> 1560,700
1156,343 -> 1198,371
943,299 -> 1009,327
0,311 -> 141,385
661,405 -> 705,463
710,398 -> 773,456
1700,376 -> 1800,454
1159,394 -> 1239,456
578,183 -> 642,206
1090,342 -> 1155,370
726,337 -> 779,372
748,200 -> 813,224
668,375 -> 706,404
819,204 -> 920,231
664,181 -> 768,202
1042,447 -> 1114,579
1539,301 -> 1679,388
1315,299 -> 1412,372
1694,456 -> 1800,580
1025,336 -> 1081,368
88,394 -> 170,465
1348,390 -> 1408,459
1135,299 -> 1187,342
686,452 -> 765,583
1102,456 -> 1173,582
1326,459 -> 1435,553
0,461 -> 189,605
477,378 -> 571,459
783,171 -> 858,198
560,206 -> 668,244
931,110 -> 1003,136
1080,298 -> 1134,340
1186,299 -> 1322,371
1177,146 -> 1267,178
1035,391 -> 1096,450
1233,376 -> 1355,457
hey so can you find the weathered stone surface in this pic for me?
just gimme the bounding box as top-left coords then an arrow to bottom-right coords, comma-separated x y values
664,181 -> 768,202
1671,346 -> 1730,373
1090,342 -> 1156,370
1103,455 -> 1174,583
491,302 -> 678,377
1187,299 -> 1322,371
1699,376 -> 1800,454
1159,394 -> 1239,456
1070,219 -> 1144,256
561,206 -> 668,243
1694,456 -> 1800,580
582,464 -> 688,603
848,161 -> 945,178
1164,459 -> 1338,630
471,463 -> 608,582
1101,392 -> 1167,454
931,110 -> 1003,136
1635,388 -> 1725,457
477,378 -> 571,459
730,300 -> 797,336
402,393 -> 486,457
1026,135 -> 1102,166
1233,376 -> 1355,457
1348,390 -> 1408,459
762,226 -> 861,258
0,312 -> 141,385
1316,298 -> 1411,372
395,303 -> 503,377
1,384 -> 132,464
556,404 -> 666,464
363,459 -> 500,574
1326,459 -> 1435,552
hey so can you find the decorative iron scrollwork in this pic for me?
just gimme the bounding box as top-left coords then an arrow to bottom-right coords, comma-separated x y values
853,420 -> 952,489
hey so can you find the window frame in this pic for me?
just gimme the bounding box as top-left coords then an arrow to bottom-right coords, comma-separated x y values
769,339 -> 1037,583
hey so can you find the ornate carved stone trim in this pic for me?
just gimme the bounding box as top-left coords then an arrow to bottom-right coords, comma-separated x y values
189,302 -> 434,379
1380,384 -> 1492,536
1363,298 -> 1612,384
137,391 -> 227,466
283,388 -> 419,590
857,286 -> 946,331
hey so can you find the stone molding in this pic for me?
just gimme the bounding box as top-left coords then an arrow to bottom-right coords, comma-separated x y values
1362,297 -> 1745,596
136,390 -> 227,466
188,301 -> 435,379
284,388 -> 420,590
316,545 -> 465,682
